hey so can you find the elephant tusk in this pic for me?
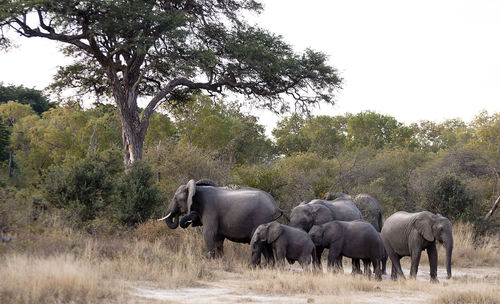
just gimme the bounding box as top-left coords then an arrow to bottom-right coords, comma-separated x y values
157,212 -> 172,221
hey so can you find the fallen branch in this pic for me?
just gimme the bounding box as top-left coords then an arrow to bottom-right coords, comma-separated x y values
484,194 -> 500,220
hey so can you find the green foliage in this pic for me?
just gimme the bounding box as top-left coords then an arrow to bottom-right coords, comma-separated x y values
424,175 -> 477,221
0,83 -> 53,114
1,0 -> 341,166
0,115 -> 10,162
172,95 -> 274,164
411,119 -> 472,152
345,111 -> 415,151
114,161 -> 163,226
41,151 -> 123,222
144,141 -> 232,196
272,114 -> 310,156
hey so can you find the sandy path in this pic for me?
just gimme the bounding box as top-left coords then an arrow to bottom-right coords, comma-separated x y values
130,265 -> 500,303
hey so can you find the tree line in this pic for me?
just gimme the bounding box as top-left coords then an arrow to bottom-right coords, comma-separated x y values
0,84 -> 499,234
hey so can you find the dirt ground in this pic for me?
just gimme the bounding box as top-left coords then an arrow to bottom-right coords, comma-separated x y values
129,263 -> 500,304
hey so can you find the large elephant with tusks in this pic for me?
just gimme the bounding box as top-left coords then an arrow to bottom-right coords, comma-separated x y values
159,179 -> 283,258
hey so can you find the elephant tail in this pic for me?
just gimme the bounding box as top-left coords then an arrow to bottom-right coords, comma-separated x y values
273,208 -> 290,223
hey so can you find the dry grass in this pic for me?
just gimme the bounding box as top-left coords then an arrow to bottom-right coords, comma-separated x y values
0,254 -> 120,304
0,219 -> 499,303
432,284 -> 500,304
447,222 -> 500,267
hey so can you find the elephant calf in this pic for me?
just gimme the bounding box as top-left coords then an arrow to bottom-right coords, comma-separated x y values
250,222 -> 316,270
309,220 -> 384,280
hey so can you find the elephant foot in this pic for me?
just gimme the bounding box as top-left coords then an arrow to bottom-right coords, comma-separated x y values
430,277 -> 439,283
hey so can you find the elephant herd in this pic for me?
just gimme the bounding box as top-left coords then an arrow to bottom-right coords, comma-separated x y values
159,179 -> 453,282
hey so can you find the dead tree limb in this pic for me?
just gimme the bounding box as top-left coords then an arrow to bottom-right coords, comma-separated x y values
484,194 -> 500,220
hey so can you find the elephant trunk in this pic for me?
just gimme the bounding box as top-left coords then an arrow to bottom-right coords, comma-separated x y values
164,201 -> 180,229
444,234 -> 453,279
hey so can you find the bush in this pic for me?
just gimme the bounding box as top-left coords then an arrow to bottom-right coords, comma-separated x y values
41,151 -> 122,223
424,175 -> 477,221
114,160 -> 163,226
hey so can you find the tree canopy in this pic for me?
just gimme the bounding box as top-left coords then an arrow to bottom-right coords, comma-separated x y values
0,0 -> 341,165
0,83 -> 54,114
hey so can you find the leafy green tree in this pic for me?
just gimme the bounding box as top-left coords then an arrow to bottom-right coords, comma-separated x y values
411,119 -> 471,152
272,114 -> 310,156
172,95 -> 274,164
0,101 -> 38,177
0,115 -> 10,162
1,0 -> 341,166
302,115 -> 347,157
0,83 -> 53,115
345,111 -> 413,151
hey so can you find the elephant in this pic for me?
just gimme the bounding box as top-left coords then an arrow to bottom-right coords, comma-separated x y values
159,179 -> 283,258
290,197 -> 363,272
309,220 -> 384,280
381,211 -> 453,282
353,194 -> 383,232
325,192 -> 383,231
290,198 -> 362,232
249,221 -> 316,270
179,211 -> 202,228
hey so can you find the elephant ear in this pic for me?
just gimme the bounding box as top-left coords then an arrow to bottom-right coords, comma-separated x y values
186,179 -> 197,214
266,222 -> 283,243
414,215 -> 434,242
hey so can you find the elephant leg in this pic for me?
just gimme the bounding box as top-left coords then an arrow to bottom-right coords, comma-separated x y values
381,254 -> 387,275
333,256 -> 343,271
262,244 -> 275,267
299,255 -> 312,272
314,246 -> 324,268
352,258 -> 362,275
386,246 -> 405,280
215,237 -> 225,258
362,258 -> 371,279
202,226 -> 217,258
409,249 -> 422,279
373,258 -> 382,281
274,247 -> 286,269
426,244 -> 439,283
327,247 -> 342,273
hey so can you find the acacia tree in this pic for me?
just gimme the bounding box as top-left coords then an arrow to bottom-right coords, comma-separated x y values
0,0 -> 341,166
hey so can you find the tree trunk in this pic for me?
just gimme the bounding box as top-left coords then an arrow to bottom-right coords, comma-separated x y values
121,118 -> 145,167
111,77 -> 149,167
8,149 -> 13,178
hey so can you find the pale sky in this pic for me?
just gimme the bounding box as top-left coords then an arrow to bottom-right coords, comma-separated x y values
1,0 -> 500,133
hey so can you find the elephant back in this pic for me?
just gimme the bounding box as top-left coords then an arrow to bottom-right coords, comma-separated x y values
315,199 -> 362,221
353,194 -> 383,232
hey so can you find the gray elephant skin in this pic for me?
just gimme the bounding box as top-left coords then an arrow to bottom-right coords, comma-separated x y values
290,198 -> 363,270
353,194 -> 383,232
162,179 -> 283,258
290,198 -> 362,232
309,220 -> 384,280
381,211 -> 453,282
325,192 -> 383,231
250,222 -> 316,270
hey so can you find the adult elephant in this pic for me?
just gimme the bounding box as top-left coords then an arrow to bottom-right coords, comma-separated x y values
326,192 -> 386,273
353,194 -> 383,232
381,211 -> 453,282
290,197 -> 362,270
159,179 -> 283,258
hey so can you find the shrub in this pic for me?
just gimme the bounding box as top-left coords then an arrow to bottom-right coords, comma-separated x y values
114,160 -> 163,226
41,151 -> 122,223
424,175 -> 477,221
